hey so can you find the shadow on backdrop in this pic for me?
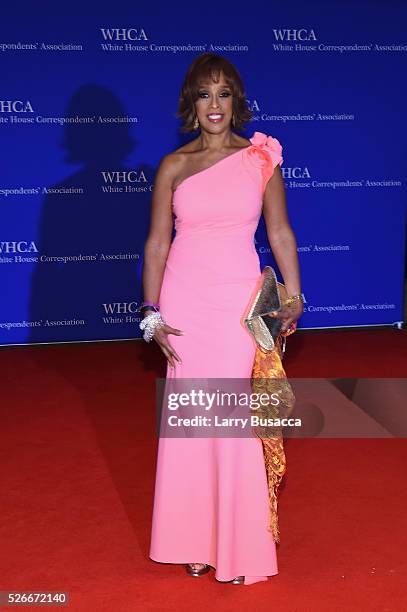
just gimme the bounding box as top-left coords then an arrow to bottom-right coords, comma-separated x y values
29,84 -> 154,344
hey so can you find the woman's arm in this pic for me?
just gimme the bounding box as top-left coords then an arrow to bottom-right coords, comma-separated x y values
262,165 -> 301,296
141,154 -> 184,367
262,166 -> 304,328
142,155 -> 176,306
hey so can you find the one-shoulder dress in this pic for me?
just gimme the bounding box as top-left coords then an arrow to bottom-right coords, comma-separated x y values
149,131 -> 284,585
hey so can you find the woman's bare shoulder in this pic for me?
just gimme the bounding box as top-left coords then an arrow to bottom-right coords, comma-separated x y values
158,141 -> 197,172
167,138 -> 202,163
157,140 -> 201,185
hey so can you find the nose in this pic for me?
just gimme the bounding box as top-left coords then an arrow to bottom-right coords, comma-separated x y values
210,95 -> 220,109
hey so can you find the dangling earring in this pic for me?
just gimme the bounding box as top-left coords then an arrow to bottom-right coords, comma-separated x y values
193,115 -> 199,130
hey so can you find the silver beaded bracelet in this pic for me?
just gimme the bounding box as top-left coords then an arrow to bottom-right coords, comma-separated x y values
139,311 -> 166,342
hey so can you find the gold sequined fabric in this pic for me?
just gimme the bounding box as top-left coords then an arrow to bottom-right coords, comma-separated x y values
250,335 -> 296,543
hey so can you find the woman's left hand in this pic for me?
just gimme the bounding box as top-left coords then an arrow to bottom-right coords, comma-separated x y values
266,300 -> 304,334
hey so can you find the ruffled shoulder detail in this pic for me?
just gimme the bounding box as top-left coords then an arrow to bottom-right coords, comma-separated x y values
242,131 -> 283,192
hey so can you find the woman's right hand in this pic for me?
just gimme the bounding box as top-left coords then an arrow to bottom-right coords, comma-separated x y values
151,321 -> 184,368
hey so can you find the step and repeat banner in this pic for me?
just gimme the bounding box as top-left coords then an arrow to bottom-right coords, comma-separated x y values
1,2 -> 406,345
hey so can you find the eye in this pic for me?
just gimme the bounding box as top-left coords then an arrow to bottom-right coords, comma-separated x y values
220,91 -> 232,97
198,91 -> 209,98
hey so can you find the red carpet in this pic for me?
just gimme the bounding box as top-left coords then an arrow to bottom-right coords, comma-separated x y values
1,328 -> 406,611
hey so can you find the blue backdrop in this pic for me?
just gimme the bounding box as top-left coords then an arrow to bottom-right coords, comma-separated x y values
1,1 -> 406,346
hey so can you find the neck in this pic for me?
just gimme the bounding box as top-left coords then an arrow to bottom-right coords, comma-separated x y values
198,129 -> 234,151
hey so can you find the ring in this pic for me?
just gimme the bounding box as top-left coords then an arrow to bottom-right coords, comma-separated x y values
281,322 -> 297,336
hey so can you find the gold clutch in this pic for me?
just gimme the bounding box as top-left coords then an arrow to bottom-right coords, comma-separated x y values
244,266 -> 297,544
242,266 -> 288,351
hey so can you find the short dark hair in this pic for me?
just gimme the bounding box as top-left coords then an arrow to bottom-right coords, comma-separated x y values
177,53 -> 252,133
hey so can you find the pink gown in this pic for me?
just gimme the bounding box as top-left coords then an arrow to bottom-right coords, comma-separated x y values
149,131 -> 284,585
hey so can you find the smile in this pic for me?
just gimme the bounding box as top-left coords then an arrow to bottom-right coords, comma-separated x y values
207,114 -> 224,123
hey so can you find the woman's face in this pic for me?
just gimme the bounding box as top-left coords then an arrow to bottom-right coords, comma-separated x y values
194,71 -> 233,133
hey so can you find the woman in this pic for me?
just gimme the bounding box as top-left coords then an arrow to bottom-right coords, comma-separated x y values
141,53 -> 304,585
